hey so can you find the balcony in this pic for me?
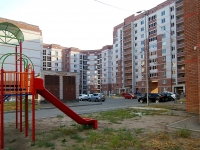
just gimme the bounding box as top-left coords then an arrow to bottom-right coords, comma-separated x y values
177,60 -> 185,65
124,38 -> 131,44
124,69 -> 132,73
124,50 -> 132,55
124,63 -> 132,68
124,56 -> 132,61
125,75 -> 132,79
177,26 -> 184,32
124,81 -> 132,86
177,77 -> 185,82
177,34 -> 184,41
123,24 -> 131,30
123,33 -> 131,38
176,1 -> 183,8
177,69 -> 185,73
177,51 -> 184,57
177,43 -> 184,49
124,43 -> 132,49
176,9 -> 184,16
176,17 -> 184,24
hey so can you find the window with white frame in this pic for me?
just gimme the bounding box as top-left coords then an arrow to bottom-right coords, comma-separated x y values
141,34 -> 144,38
162,41 -> 167,46
162,64 -> 166,69
161,26 -> 166,31
141,27 -> 144,31
162,33 -> 166,39
141,20 -> 144,25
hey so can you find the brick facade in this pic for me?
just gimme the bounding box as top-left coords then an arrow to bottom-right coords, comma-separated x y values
184,0 -> 200,116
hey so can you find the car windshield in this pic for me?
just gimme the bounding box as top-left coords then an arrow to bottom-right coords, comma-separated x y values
93,94 -> 98,96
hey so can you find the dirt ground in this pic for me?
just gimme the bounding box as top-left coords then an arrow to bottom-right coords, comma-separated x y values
3,108 -> 200,150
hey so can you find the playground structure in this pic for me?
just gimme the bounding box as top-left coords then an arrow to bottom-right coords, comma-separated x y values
0,22 -> 98,149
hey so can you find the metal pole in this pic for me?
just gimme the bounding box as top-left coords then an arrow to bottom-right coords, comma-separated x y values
144,11 -> 149,106
15,46 -> 18,129
20,41 -> 22,132
0,69 -> 4,149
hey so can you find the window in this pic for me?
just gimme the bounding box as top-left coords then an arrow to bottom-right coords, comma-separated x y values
162,33 -> 166,38
141,20 -> 144,25
55,63 -> 58,66
115,44 -> 118,47
172,54 -> 175,59
141,27 -> 144,31
171,31 -> 175,35
135,37 -> 137,40
171,23 -> 174,27
162,72 -> 166,76
162,64 -> 166,69
135,43 -> 137,47
55,51 -> 58,55
141,47 -> 144,52
74,65 -> 77,68
161,11 -> 165,16
141,55 -> 144,58
171,15 -> 174,19
162,41 -> 166,46
134,23 -> 137,27
162,49 -> 166,54
162,56 -> 166,61
55,69 -> 58,71
171,47 -> 175,51
161,18 -> 165,23
172,70 -> 176,74
56,58 -> 58,60
162,80 -> 167,84
115,49 -> 118,53
104,58 -> 106,61
141,34 -> 144,38
170,6 -> 174,11
74,59 -> 76,62
161,26 -> 166,31
135,30 -> 137,34
116,67 -> 118,70
116,55 -> 118,58
141,41 -> 144,45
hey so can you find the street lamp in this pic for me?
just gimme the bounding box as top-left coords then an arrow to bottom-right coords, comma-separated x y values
137,10 -> 149,106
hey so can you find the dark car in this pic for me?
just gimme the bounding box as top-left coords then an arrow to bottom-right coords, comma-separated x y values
124,93 -> 137,99
160,92 -> 175,101
138,93 -> 165,103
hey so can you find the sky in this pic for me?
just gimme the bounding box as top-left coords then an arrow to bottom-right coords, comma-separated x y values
0,0 -> 166,50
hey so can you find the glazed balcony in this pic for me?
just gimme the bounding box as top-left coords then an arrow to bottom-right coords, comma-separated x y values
124,81 -> 132,86
125,75 -> 132,79
124,63 -> 132,68
124,68 -> 132,73
124,56 -> 132,61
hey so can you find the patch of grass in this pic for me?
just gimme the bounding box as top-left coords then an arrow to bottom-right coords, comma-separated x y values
56,114 -> 64,119
134,128 -> 144,134
70,134 -> 85,142
4,101 -> 40,111
175,128 -> 191,138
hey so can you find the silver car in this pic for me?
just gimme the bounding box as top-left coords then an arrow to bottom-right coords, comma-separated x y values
79,94 -> 89,101
88,93 -> 105,102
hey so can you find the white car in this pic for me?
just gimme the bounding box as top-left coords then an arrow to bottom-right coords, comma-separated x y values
79,94 -> 89,101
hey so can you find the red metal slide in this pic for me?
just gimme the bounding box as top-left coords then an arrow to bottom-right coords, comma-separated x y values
35,78 -> 98,129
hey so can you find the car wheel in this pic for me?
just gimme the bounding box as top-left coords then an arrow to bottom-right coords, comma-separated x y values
155,99 -> 159,103
80,98 -> 82,101
102,100 -> 105,102
88,98 -> 91,102
140,99 -> 143,103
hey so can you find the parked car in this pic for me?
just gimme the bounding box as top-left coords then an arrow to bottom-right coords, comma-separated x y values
161,92 -> 180,101
124,93 -> 137,99
79,94 -> 89,101
138,93 -> 165,103
88,93 -> 105,102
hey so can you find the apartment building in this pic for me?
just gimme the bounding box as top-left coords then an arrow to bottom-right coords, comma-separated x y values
112,0 -> 185,94
61,46 -> 113,95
